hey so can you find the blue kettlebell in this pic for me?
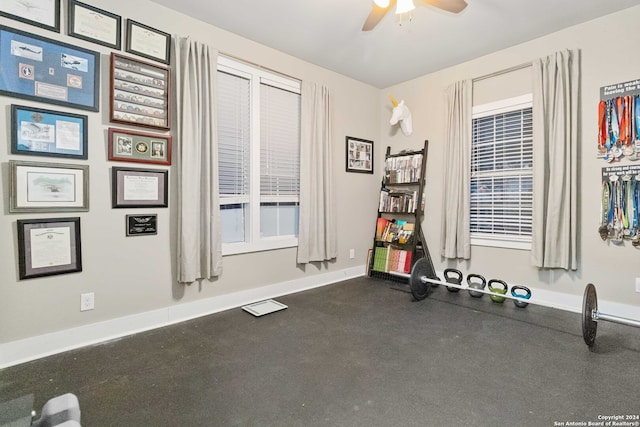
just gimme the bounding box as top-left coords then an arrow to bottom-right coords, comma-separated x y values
511,285 -> 532,308
488,279 -> 508,303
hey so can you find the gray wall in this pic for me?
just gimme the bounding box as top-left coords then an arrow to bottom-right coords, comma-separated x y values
2,1 -> 639,357
0,0 -> 381,346
381,6 -> 640,307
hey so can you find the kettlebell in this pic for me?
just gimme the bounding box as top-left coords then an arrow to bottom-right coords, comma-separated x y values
511,285 -> 532,308
444,268 -> 463,293
488,279 -> 508,303
466,273 -> 486,298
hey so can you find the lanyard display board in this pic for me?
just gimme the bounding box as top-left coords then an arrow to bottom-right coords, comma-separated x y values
597,79 -> 640,162
599,165 -> 640,246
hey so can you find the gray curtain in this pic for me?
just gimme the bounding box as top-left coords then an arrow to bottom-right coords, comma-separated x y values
440,80 -> 472,259
531,49 -> 580,270
297,82 -> 337,263
175,37 -> 223,282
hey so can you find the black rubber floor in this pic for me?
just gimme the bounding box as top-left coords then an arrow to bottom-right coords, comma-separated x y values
1,277 -> 639,426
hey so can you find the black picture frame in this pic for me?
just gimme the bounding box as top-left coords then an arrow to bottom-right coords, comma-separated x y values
67,0 -> 121,49
125,19 -> 170,65
11,104 -> 88,159
17,217 -> 82,280
346,136 -> 374,174
126,214 -> 158,236
111,166 -> 168,208
0,25 -> 100,111
0,0 -> 61,32
110,53 -> 170,130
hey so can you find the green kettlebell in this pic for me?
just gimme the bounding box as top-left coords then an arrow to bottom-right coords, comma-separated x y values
488,279 -> 508,303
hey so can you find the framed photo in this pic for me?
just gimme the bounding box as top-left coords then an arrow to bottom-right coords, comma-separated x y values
11,104 -> 88,159
108,128 -> 171,165
126,214 -> 157,236
0,0 -> 60,32
9,160 -> 89,213
17,217 -> 82,280
112,166 -> 168,208
346,136 -> 374,174
67,0 -> 121,49
110,53 -> 170,130
125,19 -> 170,65
0,25 -> 100,111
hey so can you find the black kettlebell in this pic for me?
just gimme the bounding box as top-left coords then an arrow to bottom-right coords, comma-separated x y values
511,285 -> 532,308
466,273 -> 486,298
444,268 -> 463,293
488,279 -> 508,303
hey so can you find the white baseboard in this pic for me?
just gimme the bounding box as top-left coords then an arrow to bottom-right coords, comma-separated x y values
3,266 -> 637,369
0,265 -> 366,369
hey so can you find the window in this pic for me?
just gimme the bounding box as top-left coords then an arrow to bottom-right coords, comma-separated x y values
217,56 -> 301,254
470,94 -> 533,250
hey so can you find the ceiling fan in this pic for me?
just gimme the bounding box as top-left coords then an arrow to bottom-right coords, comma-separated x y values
362,0 -> 468,31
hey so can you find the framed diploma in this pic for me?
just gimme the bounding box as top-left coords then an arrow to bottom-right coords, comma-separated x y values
11,104 -> 88,159
0,0 -> 60,32
125,19 -> 170,65
108,128 -> 171,165
0,25 -> 100,111
17,217 -> 82,280
67,0 -> 121,49
126,214 -> 157,236
111,166 -> 168,208
110,53 -> 170,130
9,160 -> 89,213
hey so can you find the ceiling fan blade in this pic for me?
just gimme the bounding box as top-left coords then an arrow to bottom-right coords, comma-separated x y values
362,0 -> 396,31
420,0 -> 468,13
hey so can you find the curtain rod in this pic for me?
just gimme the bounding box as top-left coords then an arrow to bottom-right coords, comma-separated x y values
472,61 -> 533,83
219,51 -> 302,83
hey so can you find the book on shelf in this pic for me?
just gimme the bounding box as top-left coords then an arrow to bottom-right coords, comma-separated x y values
377,220 -> 415,245
385,153 -> 423,184
378,189 -> 419,213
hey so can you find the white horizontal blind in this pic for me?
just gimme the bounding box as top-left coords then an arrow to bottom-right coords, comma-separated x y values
217,70 -> 250,204
471,95 -> 533,247
260,81 -> 300,203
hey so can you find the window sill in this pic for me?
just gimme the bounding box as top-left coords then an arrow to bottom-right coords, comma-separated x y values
471,237 -> 531,251
222,237 -> 298,256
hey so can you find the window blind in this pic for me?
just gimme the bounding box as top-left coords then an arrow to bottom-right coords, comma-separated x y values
217,70 -> 251,203
259,81 -> 300,203
471,106 -> 533,242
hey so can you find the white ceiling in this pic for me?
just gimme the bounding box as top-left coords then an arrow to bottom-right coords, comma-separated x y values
150,0 -> 640,88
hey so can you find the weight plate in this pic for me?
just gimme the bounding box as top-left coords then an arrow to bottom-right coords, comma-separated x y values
410,258 -> 434,301
582,283 -> 598,347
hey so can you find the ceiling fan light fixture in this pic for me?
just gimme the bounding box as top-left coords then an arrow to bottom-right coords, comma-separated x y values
395,0 -> 415,14
373,0 -> 390,7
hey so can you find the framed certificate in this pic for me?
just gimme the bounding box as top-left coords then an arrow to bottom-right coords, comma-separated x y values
11,104 -> 88,159
17,217 -> 82,280
111,166 -> 168,208
125,19 -> 170,64
0,0 -> 60,32
0,25 -> 100,111
9,160 -> 89,213
67,0 -> 121,49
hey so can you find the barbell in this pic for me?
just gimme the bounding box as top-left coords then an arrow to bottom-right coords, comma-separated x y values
408,257 -> 640,348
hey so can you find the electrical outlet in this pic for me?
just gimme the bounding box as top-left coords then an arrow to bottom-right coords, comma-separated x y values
80,292 -> 95,311
349,248 -> 355,259
636,278 -> 640,293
